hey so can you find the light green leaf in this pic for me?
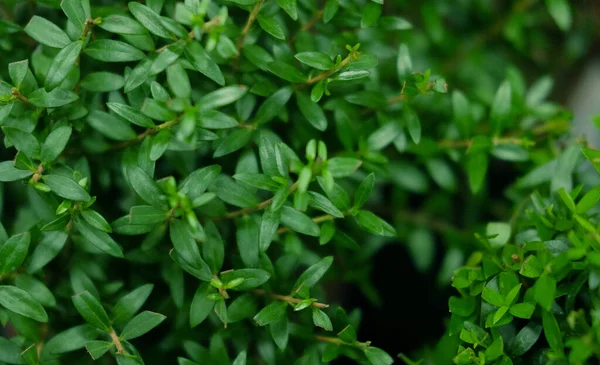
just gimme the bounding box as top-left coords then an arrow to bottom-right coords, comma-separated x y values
42,174 -> 90,201
85,40 -> 146,62
128,2 -> 173,38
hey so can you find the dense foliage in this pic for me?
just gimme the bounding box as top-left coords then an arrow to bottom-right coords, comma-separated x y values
0,0 -> 598,364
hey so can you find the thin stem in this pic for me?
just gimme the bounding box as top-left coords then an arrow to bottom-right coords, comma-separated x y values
11,88 -> 32,106
276,214 -> 336,234
213,181 -> 300,220
253,289 -> 329,308
396,210 -> 467,237
111,119 -> 180,151
80,18 -> 96,39
437,135 -> 534,149
109,328 -> 125,355
296,53 -> 355,89
302,10 -> 323,32
314,335 -> 370,349
235,0 -> 265,54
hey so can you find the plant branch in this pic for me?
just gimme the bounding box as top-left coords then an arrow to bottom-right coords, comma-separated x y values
80,18 -> 97,39
276,214 -> 337,234
302,10 -> 323,32
314,335 -> 370,349
235,0 -> 264,55
11,88 -> 32,107
213,181 -> 300,220
253,289 -> 329,308
111,119 -> 179,151
437,135 -> 534,149
296,53 -> 355,89
109,328 -> 125,355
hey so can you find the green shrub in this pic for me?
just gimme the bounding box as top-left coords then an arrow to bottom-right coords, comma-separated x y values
0,0 -> 596,364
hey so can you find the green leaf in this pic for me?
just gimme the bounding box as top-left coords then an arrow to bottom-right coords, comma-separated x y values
270,315 -> 289,350
170,219 -> 204,269
74,216 -> 124,258
41,126 -> 72,163
259,208 -> 281,252
296,92 -> 327,131
111,284 -> 154,325
42,174 -> 90,201
43,324 -> 101,354
508,322 -> 542,356
210,175 -> 259,208
221,269 -> 271,290
198,110 -> 240,129
233,173 -> 280,191
546,0 -> 571,31
510,303 -> 535,319
127,166 -> 167,209
98,15 -> 147,35
354,173 -> 374,210
486,222 -> 511,248
81,210 -> 112,232
0,285 -> 48,322
214,128 -> 253,158
228,294 -> 258,323
166,62 -> 191,98
354,210 -> 396,237
237,216 -> 260,267
558,187 -> 576,212
233,350 -> 247,365
190,283 -> 215,327
72,291 -> 111,330
24,16 -> 71,48
141,98 -> 176,121
467,152 -> 488,194
280,206 -> 320,236
266,61 -> 306,83
407,228 -> 435,273
81,72 -> 125,92
87,110 -> 137,141
254,301 -> 287,326
405,107 -> 421,144
15,274 -> 56,308
577,186 -> 600,214
85,340 -> 114,360
0,232 -> 30,275
107,102 -> 155,128
338,324 -> 357,343
128,2 -> 173,38
294,256 -> 333,290
312,308 -> 332,331
534,275 -> 556,311
61,0 -> 87,30
120,311 -> 166,340
129,205 -> 168,225
323,0 -> 339,23
361,2 -> 382,28
9,60 -> 28,87
0,161 -> 33,182
27,231 -> 68,273
85,40 -> 146,62
3,127 -> 40,159
364,347 -> 394,365
185,41 -> 225,86
327,157 -> 362,177
254,87 -> 293,125
482,287 -> 505,307
490,81 -> 511,135
277,0 -> 298,19
179,165 -> 221,201
541,309 -> 564,355
198,85 -> 248,111
295,52 -> 334,71
28,87 -> 79,108
257,16 -> 286,40
308,192 -> 344,218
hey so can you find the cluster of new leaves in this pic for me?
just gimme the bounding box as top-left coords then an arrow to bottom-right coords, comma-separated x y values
448,146 -> 600,365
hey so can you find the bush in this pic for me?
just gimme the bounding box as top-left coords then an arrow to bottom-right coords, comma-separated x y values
0,0 -> 596,364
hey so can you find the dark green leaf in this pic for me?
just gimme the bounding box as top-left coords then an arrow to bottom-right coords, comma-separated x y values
72,291 -> 110,330
254,301 -> 287,326
120,311 -> 166,340
85,340 -> 114,360
74,216 -> 124,258
128,2 -> 173,38
221,269 -> 271,290
41,126 -> 72,163
0,285 -> 48,322
354,210 -> 396,237
185,41 -> 225,86
0,161 -> 33,182
127,166 -> 167,209
296,92 -> 327,131
294,256 -> 333,290
0,232 -> 30,275
107,102 -> 155,128
24,16 -> 70,48
87,110 -> 137,141
111,284 -> 154,325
